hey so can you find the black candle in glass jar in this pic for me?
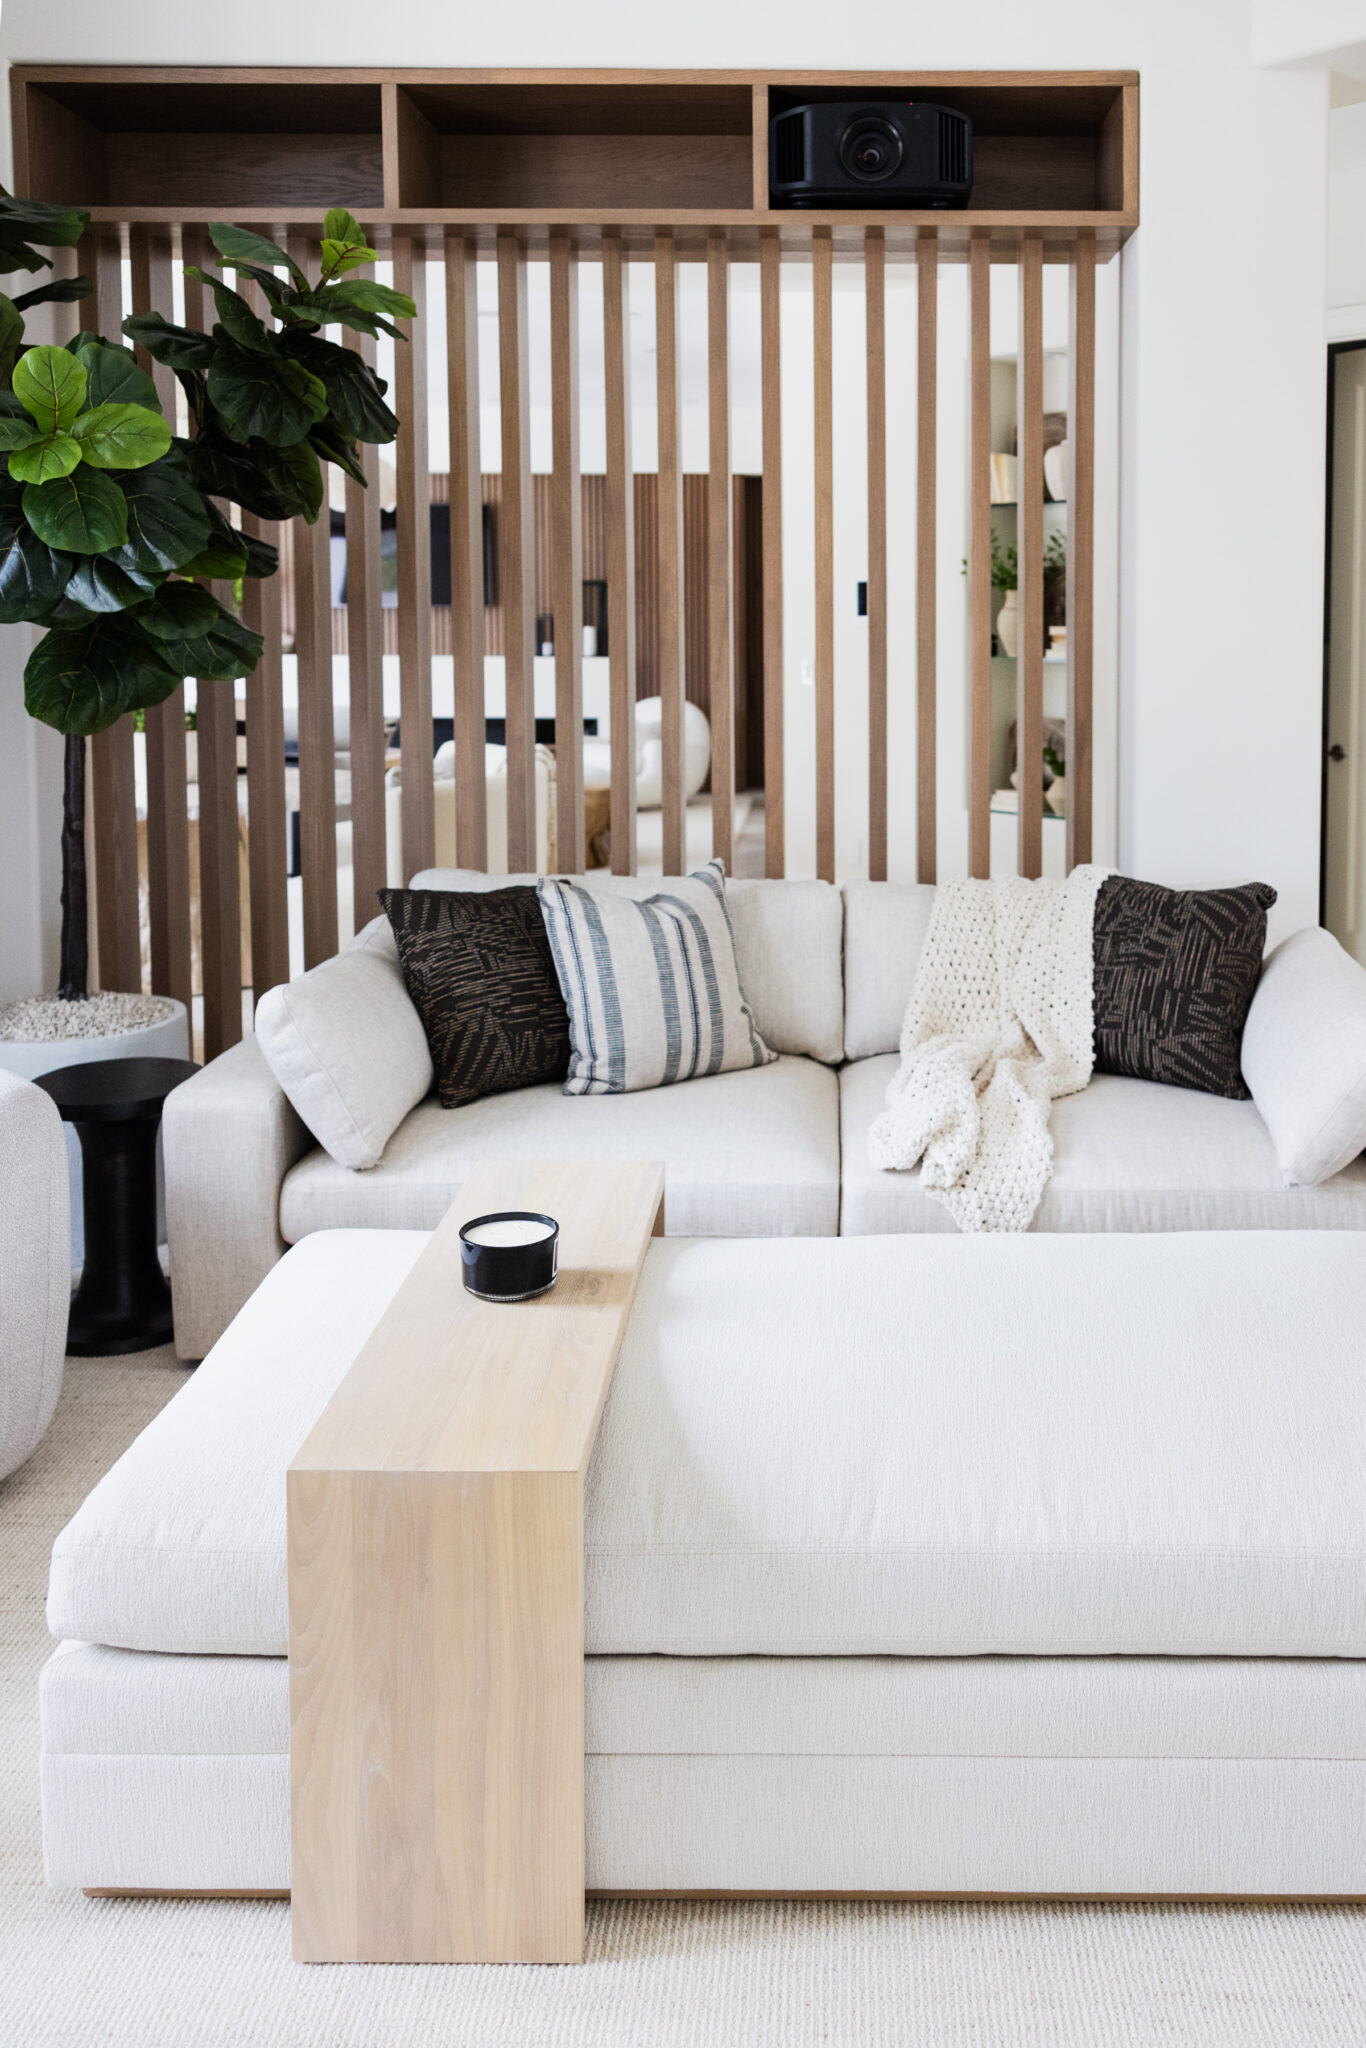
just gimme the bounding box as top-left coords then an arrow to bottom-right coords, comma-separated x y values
458,1211 -> 559,1302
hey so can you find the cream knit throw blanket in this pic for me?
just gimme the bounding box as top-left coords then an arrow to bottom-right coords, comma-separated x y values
868,866 -> 1109,1233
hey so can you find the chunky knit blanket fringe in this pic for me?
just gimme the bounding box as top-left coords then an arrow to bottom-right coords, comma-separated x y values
868,866 -> 1110,1233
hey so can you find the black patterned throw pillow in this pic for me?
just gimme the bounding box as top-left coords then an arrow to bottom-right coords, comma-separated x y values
379,886 -> 570,1110
1091,876 -> 1277,1099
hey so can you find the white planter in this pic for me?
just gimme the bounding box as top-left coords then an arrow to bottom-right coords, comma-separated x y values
0,996 -> 190,1271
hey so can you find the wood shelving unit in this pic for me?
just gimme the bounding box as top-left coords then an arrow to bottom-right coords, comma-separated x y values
11,66 -> 1139,256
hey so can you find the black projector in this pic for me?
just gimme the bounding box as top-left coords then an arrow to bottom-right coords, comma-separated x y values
770,100 -> 973,208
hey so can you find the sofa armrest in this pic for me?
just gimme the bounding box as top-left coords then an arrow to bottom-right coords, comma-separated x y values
163,1035 -> 313,1359
1241,926 -> 1366,1186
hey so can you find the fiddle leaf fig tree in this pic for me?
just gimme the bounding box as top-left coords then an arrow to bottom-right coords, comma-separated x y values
0,198 -> 412,1002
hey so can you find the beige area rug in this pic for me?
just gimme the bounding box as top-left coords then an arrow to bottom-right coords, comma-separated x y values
3,1355 -> 1366,2047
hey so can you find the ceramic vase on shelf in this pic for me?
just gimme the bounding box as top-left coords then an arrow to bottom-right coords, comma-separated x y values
1047,776 -> 1067,816
996,588 -> 1020,658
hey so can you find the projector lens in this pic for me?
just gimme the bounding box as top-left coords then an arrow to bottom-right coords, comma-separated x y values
838,114 -> 904,183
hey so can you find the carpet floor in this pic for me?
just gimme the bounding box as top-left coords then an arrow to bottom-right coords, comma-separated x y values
3,1353 -> 1366,2047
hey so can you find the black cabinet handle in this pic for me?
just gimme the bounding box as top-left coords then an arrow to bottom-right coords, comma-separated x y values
1329,744 -> 1347,762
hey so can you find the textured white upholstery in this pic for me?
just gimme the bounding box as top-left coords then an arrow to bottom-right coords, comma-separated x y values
409,869 -> 846,1064
840,1058 -> 1366,1235
1241,926 -> 1366,1185
41,1643 -> 1366,1894
47,1227 -> 1366,1659
279,1056 -> 839,1242
841,880 -> 937,1060
253,915 -> 432,1171
0,1071 -> 68,1480
164,1036 -> 312,1360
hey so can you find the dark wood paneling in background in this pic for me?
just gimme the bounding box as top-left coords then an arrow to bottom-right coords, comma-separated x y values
968,231 -> 993,881
916,227 -> 938,886
1067,232 -> 1097,872
1016,229 -> 1045,881
86,228 -> 141,995
130,223 -> 192,1011
393,234 -> 433,884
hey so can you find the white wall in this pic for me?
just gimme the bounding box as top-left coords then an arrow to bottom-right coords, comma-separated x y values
0,0 -> 1334,973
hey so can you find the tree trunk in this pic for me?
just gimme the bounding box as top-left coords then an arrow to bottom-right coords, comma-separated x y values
57,731 -> 88,1002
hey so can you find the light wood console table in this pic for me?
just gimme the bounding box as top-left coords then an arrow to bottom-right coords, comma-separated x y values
287,1158 -> 666,1963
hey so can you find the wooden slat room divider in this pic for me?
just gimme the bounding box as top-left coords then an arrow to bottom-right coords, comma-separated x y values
55,218 -> 1111,1028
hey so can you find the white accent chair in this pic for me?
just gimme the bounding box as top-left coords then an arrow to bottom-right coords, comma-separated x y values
384,742 -> 554,883
0,1071 -> 69,1481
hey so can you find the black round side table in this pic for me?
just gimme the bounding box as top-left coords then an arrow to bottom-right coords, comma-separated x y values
34,1056 -> 200,1357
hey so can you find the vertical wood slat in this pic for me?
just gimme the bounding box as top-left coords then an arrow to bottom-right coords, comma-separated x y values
865,229 -> 887,882
285,232 -> 339,969
230,261 -> 289,998
346,330 -> 387,925
444,229 -> 487,871
241,512 -> 290,998
706,231 -> 734,876
654,229 -> 686,876
812,228 -> 835,884
968,232 -> 993,881
759,229 -> 785,879
916,229 -> 939,885
393,235 -> 433,884
602,230 -> 637,876
129,224 -> 192,1010
497,229 -> 536,872
549,230 -> 584,873
87,229 -> 141,994
183,235 -> 243,1049
1016,232 -> 1045,881
1066,233 -> 1097,871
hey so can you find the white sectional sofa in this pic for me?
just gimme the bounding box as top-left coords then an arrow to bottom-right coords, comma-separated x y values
164,873 -> 1366,1359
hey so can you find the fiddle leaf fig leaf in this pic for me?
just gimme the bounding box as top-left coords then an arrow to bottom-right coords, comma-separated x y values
22,467 -> 128,553
13,344 -> 87,434
0,510 -> 72,623
184,266 -> 273,354
205,343 -> 322,445
320,209 -> 377,278
71,402 -> 173,471
0,413 -> 41,451
121,312 -> 214,373
9,431 -> 81,485
10,275 -> 93,312
63,552 -> 162,614
279,330 -> 397,443
148,598 -> 263,682
0,191 -> 90,249
24,616 -> 180,736
72,338 -> 163,413
177,497 -> 249,580
207,222 -> 307,290
136,577 -> 221,641
116,458 -> 212,575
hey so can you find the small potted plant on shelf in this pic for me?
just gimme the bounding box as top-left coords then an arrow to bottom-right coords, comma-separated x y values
0,200 -> 412,1091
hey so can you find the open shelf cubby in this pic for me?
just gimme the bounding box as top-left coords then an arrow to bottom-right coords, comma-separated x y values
11,68 -> 1138,245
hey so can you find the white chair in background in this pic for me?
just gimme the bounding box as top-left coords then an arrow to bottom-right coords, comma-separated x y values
384,742 -> 553,884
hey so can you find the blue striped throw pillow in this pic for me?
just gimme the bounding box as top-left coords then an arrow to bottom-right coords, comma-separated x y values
537,861 -> 776,1095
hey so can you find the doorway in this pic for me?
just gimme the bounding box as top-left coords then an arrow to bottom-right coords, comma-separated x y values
1324,342 -> 1366,961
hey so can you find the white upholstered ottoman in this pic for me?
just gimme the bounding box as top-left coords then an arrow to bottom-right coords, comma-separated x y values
43,1228 -> 1366,1898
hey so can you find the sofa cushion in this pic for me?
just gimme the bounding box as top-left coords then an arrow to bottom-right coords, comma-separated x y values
379,884 -> 570,1108
841,880 -> 937,1060
47,1227 -> 1366,1659
1241,926 -> 1366,1186
411,868 -> 845,1065
538,861 -> 775,1094
253,915 -> 432,1170
840,1057 -> 1366,1234
279,1054 -> 839,1241
1092,876 -> 1276,1099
